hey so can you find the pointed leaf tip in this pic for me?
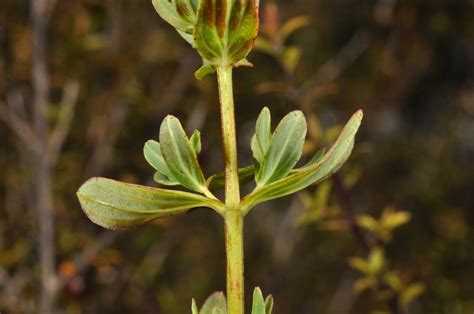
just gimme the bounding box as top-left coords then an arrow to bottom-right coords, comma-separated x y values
252,287 -> 266,314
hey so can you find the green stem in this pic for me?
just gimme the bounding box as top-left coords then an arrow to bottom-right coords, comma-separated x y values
217,66 -> 241,209
224,209 -> 244,314
216,66 -> 244,314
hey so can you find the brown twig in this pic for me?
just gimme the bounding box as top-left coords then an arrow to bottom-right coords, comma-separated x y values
47,80 -> 80,164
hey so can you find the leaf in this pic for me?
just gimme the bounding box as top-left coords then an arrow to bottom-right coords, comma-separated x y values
152,0 -> 196,34
144,140 -> 179,185
251,107 -> 271,164
264,295 -> 274,314
299,148 -> 326,169
256,110 -> 307,186
207,165 -> 256,190
160,115 -> 208,193
400,283 -> 425,305
192,299 -> 199,314
200,292 -> 227,314
282,46 -> 302,72
356,215 -> 378,231
251,287 -> 266,314
279,16 -> 311,42
153,171 -> 180,186
77,178 -> 224,230
366,248 -> 385,275
241,110 -> 363,214
195,64 -> 216,80
190,130 -> 202,154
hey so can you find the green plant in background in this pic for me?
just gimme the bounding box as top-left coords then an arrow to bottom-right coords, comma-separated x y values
76,0 -> 362,313
349,208 -> 425,310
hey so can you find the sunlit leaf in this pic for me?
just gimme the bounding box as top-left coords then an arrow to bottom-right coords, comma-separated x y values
400,283 -> 425,305
366,248 -> 385,275
160,115 -> 208,193
256,110 -> 306,186
242,110 -> 363,213
77,178 -> 223,230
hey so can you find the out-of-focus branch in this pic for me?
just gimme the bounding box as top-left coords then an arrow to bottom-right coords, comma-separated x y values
84,102 -> 129,178
0,101 -> 40,152
300,30 -> 371,105
31,0 -> 58,312
47,81 -> 80,164
153,53 -> 200,118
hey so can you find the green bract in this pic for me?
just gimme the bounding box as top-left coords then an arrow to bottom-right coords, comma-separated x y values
153,0 -> 260,76
194,0 -> 259,67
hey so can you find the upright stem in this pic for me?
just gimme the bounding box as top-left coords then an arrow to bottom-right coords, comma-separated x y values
224,209 -> 244,314
216,66 -> 244,314
217,67 -> 241,209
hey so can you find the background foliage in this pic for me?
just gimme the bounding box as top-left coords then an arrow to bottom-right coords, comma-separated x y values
1,0 -> 473,313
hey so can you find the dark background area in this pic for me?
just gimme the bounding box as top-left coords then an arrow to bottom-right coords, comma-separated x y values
1,0 -> 473,313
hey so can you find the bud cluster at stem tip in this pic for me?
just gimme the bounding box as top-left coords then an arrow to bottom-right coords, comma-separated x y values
152,0 -> 259,74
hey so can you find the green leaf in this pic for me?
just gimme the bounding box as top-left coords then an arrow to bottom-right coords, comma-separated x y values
256,110 -> 307,186
207,165 -> 256,190
152,0 -> 196,34
192,299 -> 199,314
251,107 -> 271,164
77,178 -> 224,230
200,292 -> 227,314
251,287 -> 266,314
144,140 -> 179,185
190,130 -> 202,154
400,283 -> 425,305
242,110 -> 363,214
160,115 -> 208,193
153,171 -> 180,186
195,64 -> 216,80
264,295 -> 274,314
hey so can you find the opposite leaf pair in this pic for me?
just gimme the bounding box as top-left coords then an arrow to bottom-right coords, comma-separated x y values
76,109 -> 362,228
192,288 -> 273,314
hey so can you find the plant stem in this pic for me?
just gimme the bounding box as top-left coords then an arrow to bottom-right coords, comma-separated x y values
216,66 -> 241,209
216,66 -> 244,314
224,209 -> 244,314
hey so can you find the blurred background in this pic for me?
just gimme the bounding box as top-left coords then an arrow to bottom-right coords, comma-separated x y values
1,0 -> 474,313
